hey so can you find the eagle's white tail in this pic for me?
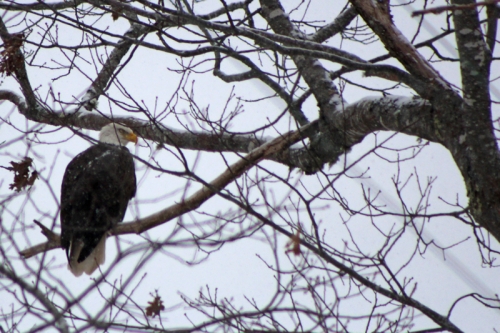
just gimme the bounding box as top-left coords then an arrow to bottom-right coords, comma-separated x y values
68,235 -> 107,277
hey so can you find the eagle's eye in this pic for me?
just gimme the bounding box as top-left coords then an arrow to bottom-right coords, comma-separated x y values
118,128 -> 126,134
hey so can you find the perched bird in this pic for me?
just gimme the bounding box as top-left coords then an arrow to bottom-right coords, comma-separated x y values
60,123 -> 137,276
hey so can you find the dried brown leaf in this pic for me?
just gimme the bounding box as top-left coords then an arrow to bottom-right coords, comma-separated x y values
1,157 -> 38,192
0,32 -> 25,77
111,6 -> 122,21
145,294 -> 165,318
285,227 -> 302,256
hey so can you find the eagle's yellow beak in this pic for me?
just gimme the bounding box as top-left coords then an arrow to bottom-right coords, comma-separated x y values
125,132 -> 138,144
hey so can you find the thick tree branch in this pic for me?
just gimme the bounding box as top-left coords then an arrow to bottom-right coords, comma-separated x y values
311,6 -> 358,43
2,85 -> 440,176
19,93 -> 440,257
341,0 -> 500,246
348,0 -> 458,101
258,0 -> 347,173
20,121 -> 314,257
0,0 -> 250,20
0,89 -> 311,168
259,0 -> 341,113
286,96 -> 439,172
0,0 -> 85,11
412,0 -> 500,17
486,3 -> 499,54
452,0 -> 491,111
442,0 -> 500,245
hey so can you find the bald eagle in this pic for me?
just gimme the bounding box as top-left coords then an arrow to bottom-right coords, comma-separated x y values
60,123 -> 137,276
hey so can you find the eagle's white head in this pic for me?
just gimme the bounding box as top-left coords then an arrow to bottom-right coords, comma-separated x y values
99,123 -> 138,146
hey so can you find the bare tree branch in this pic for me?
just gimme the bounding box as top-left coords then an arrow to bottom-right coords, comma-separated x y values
0,265 -> 69,333
412,0 -> 500,17
20,121 -> 313,257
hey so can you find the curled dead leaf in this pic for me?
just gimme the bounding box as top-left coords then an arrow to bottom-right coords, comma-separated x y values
145,293 -> 165,318
285,226 -> 302,256
1,157 -> 38,192
0,32 -> 25,77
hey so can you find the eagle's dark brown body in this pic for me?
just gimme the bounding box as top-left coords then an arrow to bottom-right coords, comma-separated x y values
60,143 -> 136,276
